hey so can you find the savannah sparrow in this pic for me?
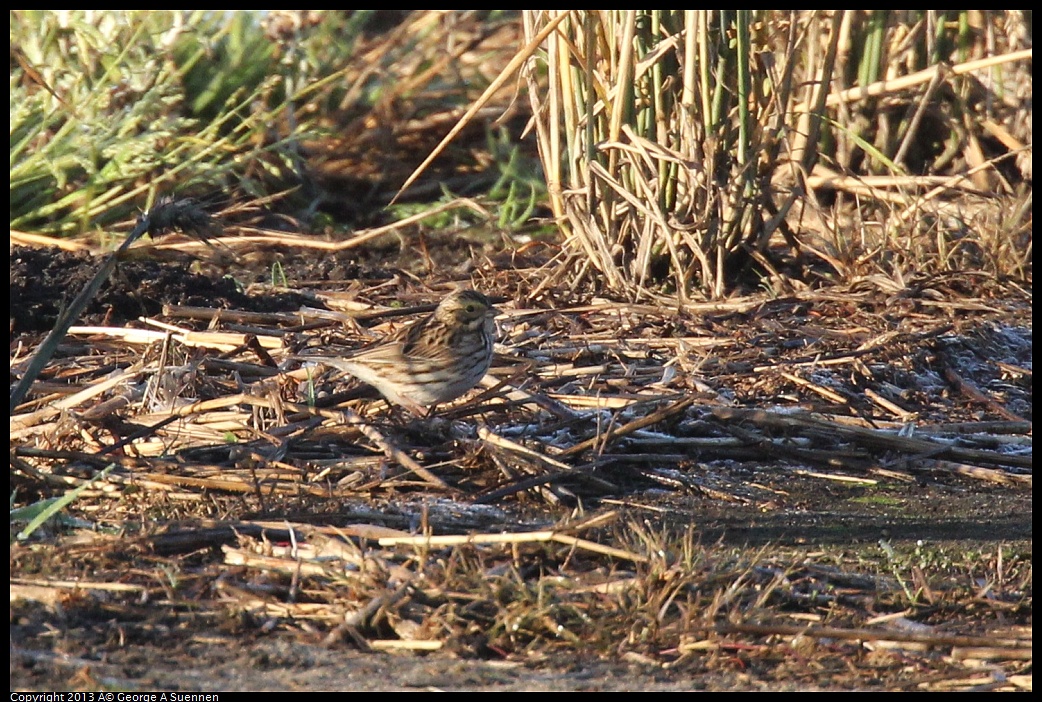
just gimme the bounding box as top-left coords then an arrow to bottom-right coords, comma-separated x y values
298,290 -> 497,415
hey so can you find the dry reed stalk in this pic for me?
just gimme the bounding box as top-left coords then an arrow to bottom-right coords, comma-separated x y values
519,11 -> 841,300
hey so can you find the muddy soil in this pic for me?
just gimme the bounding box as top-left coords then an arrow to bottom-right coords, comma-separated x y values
10,244 -> 1032,692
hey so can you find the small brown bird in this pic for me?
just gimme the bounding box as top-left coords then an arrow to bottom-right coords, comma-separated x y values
297,290 -> 497,415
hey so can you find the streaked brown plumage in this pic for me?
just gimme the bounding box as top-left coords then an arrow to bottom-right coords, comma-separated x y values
298,290 -> 497,415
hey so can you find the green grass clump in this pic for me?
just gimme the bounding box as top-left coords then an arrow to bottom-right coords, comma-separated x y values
10,11 -> 338,237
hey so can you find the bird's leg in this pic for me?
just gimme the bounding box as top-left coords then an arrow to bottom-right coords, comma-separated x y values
397,396 -> 429,418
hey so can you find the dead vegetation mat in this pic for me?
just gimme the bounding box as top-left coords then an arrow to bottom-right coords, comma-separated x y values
10,241 -> 1032,691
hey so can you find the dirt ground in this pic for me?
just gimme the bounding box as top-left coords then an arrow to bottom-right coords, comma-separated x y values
9,243 -> 1032,691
